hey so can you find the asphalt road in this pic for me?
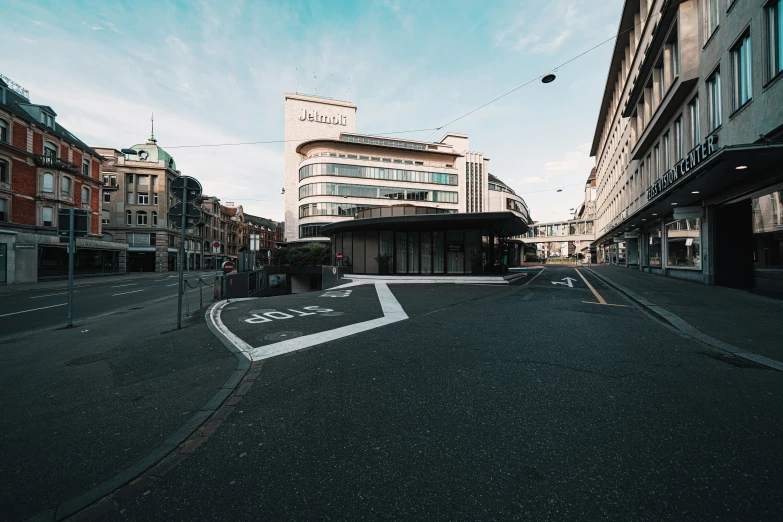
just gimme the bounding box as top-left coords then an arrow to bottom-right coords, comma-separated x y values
0,271 -> 222,338
105,266 -> 783,521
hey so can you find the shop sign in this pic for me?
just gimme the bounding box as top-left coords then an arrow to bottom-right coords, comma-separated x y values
298,109 -> 347,126
624,232 -> 639,239
647,135 -> 719,202
14,243 -> 36,249
673,206 -> 703,220
613,237 -> 625,243
447,242 -> 463,252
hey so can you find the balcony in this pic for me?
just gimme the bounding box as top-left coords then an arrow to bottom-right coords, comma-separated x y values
33,154 -> 79,172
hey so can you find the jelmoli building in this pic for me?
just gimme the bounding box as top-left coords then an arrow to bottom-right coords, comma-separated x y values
283,93 -> 531,274
591,0 -> 783,297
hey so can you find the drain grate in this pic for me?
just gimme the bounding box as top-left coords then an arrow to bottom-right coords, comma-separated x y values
703,352 -> 774,370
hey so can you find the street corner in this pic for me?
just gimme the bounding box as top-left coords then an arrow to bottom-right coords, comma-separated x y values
215,284 -> 390,360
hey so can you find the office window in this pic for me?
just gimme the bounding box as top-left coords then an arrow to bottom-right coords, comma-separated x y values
688,97 -> 701,146
667,31 -> 680,79
152,211 -> 158,226
769,0 -> 783,78
654,144 -> 661,180
673,116 -> 683,161
82,161 -> 90,177
103,191 -> 111,203
42,172 -> 54,192
137,211 -> 148,225
706,0 -> 719,37
0,198 -> 6,222
127,192 -> 133,204
138,192 -> 149,204
126,210 -> 132,225
81,186 -> 89,204
731,33 -> 752,110
43,142 -> 57,160
62,177 -> 72,196
0,159 -> 7,183
707,71 -> 722,130
42,206 -> 53,226
153,192 -> 158,204
0,119 -> 7,143
102,210 -> 110,224
662,133 -> 671,170
127,174 -> 133,184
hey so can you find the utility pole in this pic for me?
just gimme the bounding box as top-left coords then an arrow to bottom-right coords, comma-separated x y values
177,177 -> 188,330
67,208 -> 75,328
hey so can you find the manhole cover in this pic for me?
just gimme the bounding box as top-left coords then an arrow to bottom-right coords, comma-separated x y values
264,331 -> 304,341
66,353 -> 108,366
250,309 -> 277,314
320,312 -> 344,317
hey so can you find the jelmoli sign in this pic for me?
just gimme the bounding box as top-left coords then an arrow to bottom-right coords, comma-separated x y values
299,109 -> 347,126
647,135 -> 719,202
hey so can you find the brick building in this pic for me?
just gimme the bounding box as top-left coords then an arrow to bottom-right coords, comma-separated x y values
0,74 -> 126,284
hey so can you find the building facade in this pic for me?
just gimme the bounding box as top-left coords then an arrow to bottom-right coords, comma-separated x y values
95,138 -> 204,273
0,74 -> 126,284
283,93 -> 531,245
591,0 -> 783,297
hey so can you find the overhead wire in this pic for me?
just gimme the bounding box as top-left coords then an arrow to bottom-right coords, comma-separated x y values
160,4 -> 670,150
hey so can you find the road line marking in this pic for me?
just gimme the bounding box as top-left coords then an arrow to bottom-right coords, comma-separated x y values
112,289 -> 145,296
111,283 -> 137,288
575,269 -> 607,305
30,292 -> 76,299
0,303 -> 67,318
248,283 -> 408,361
166,283 -> 178,287
582,301 -> 632,308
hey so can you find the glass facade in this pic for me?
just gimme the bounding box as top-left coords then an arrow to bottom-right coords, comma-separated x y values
300,163 -> 457,185
731,34 -> 752,110
666,218 -> 700,268
525,220 -> 594,238
648,229 -> 662,266
299,222 -> 328,238
299,182 -> 458,203
341,135 -> 428,151
753,189 -> 783,268
300,202 -> 379,218
769,0 -> 783,78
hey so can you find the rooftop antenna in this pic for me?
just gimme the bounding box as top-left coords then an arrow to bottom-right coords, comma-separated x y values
313,71 -> 317,95
149,112 -> 156,143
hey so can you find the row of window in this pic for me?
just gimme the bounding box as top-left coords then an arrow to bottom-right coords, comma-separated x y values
341,135 -> 430,151
39,171 -> 92,202
299,202 -> 379,218
124,192 -> 159,205
299,223 -> 328,238
305,149 -> 453,169
488,182 -> 514,194
125,210 -> 159,226
525,221 -> 595,238
299,163 -> 458,185
299,182 -> 459,203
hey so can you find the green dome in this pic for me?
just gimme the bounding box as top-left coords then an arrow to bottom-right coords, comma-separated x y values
128,138 -> 177,170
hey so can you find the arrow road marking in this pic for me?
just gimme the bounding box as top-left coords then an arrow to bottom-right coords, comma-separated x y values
552,277 -> 577,288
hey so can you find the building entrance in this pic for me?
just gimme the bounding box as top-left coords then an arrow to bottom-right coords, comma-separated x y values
127,251 -> 155,273
714,199 -> 754,290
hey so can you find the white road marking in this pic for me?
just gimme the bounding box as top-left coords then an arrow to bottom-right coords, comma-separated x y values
30,292 -> 75,299
111,283 -> 138,288
552,277 -> 577,288
0,303 -> 67,318
247,283 -> 407,361
166,283 -> 178,287
112,289 -> 145,296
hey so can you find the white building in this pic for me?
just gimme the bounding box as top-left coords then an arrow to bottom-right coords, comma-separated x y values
283,93 -> 530,244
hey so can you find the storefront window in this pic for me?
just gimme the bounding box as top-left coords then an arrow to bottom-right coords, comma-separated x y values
648,229 -> 662,266
395,231 -> 407,273
617,241 -> 626,264
753,189 -> 783,268
446,229 -> 464,273
407,231 -> 419,273
433,231 -> 444,273
666,218 -> 700,267
421,232 -> 432,274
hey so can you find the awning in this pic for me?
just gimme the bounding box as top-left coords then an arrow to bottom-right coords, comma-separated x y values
320,211 -> 529,237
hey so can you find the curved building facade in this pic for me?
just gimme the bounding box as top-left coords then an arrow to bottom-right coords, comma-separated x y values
283,93 -> 531,244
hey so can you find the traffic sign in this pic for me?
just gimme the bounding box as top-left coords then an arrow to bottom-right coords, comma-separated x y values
168,201 -> 202,218
170,176 -> 202,202
336,252 -> 343,261
57,208 -> 89,237
213,241 -> 221,254
222,260 -> 235,273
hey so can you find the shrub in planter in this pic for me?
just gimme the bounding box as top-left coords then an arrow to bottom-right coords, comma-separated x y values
375,252 -> 392,275
272,243 -> 331,267
469,251 -> 485,275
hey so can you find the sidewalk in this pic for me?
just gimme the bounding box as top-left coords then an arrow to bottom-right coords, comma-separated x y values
588,265 -> 783,365
0,269 -> 220,296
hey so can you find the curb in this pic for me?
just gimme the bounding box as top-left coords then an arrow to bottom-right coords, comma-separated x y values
585,268 -> 783,372
30,300 -> 258,521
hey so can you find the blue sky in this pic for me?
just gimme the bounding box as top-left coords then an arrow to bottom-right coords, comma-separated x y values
3,0 -> 622,222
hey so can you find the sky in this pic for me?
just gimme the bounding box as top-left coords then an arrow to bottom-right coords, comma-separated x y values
2,0 -> 623,223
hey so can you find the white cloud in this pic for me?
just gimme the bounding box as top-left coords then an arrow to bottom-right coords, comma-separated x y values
165,35 -> 189,54
90,25 -> 103,31
545,143 -> 593,173
495,1 -> 582,55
